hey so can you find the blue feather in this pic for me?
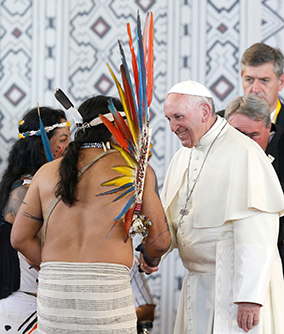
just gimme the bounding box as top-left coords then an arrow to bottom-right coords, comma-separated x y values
96,182 -> 134,196
136,13 -> 148,122
118,41 -> 140,128
113,185 -> 135,202
37,105 -> 54,162
114,194 -> 136,221
135,27 -> 144,129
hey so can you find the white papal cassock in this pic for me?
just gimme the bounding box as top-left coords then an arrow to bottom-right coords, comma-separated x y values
161,116 -> 284,334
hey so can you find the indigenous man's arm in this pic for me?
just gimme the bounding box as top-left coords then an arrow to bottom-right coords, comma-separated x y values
139,166 -> 171,267
11,178 -> 43,267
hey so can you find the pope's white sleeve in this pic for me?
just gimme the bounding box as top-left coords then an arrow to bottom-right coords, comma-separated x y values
233,211 -> 279,305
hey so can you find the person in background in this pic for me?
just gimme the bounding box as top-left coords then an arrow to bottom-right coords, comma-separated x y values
141,80 -> 284,333
0,106 -> 70,333
225,94 -> 284,275
218,43 -> 284,127
11,95 -> 171,334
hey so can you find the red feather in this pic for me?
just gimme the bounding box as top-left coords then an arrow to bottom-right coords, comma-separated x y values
99,114 -> 130,152
111,107 -> 135,152
127,23 -> 140,104
123,205 -> 136,242
121,65 -> 139,137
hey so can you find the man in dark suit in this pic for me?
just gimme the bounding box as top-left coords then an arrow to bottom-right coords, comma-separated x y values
219,43 -> 284,127
225,95 -> 284,274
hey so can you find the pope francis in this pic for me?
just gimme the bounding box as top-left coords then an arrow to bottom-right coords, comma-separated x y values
158,80 -> 284,334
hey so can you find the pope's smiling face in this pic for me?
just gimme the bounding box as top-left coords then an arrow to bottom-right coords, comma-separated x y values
164,93 -> 206,148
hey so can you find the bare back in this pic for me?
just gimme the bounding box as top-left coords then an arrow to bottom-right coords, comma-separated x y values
38,149 -> 134,268
12,147 -> 170,270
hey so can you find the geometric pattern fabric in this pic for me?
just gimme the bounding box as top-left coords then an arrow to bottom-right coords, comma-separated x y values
1,1 -> 284,333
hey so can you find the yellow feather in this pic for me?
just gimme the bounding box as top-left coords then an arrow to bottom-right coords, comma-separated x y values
112,143 -> 137,168
107,63 -> 137,146
101,176 -> 134,187
111,165 -> 135,177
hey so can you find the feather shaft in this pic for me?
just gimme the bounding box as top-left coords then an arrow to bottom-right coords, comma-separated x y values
37,104 -> 54,162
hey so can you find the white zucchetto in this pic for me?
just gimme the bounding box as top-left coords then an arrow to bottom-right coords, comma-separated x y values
167,80 -> 213,98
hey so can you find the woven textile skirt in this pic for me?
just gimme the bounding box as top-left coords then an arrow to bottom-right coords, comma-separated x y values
37,262 -> 137,334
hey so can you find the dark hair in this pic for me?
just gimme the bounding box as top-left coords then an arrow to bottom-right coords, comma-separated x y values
0,107 -> 66,213
241,43 -> 284,79
56,95 -> 123,206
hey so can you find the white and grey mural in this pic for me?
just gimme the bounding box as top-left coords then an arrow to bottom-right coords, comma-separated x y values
1,0 -> 283,333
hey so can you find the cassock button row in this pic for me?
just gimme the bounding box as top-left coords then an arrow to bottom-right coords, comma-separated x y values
188,317 -> 191,321
181,231 -> 184,235
195,156 -> 199,160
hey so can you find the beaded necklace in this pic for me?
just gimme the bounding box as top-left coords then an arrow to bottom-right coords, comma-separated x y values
80,142 -> 104,149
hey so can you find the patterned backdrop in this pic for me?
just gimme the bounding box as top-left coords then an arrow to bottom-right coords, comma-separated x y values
0,0 -> 284,333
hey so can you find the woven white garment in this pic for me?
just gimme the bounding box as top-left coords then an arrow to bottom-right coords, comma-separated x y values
37,262 -> 137,334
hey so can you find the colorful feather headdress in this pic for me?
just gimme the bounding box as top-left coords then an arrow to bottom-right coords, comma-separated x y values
98,11 -> 154,242
18,104 -> 71,162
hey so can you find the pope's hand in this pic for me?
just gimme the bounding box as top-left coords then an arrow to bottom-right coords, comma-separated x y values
236,302 -> 261,332
138,253 -> 159,274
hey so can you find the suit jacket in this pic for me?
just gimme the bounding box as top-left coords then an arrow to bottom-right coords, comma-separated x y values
266,123 -> 284,274
266,123 -> 284,186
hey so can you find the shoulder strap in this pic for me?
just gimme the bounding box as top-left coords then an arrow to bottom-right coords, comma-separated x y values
41,149 -> 116,247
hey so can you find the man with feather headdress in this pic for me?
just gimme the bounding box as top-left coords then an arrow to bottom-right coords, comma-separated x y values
11,95 -> 170,334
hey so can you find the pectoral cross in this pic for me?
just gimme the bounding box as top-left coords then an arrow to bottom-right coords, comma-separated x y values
180,208 -> 189,216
